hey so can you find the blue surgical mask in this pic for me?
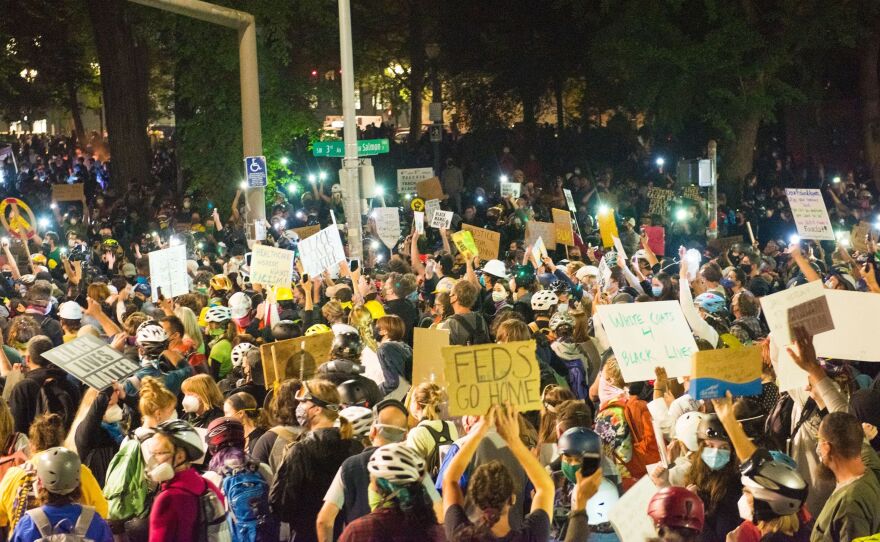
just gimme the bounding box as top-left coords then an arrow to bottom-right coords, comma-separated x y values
701,447 -> 731,470
651,286 -> 663,297
720,278 -> 735,289
407,291 -> 419,302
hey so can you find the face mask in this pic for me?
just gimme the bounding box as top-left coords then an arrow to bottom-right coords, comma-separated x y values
295,402 -> 311,427
406,291 -> 419,303
740,264 -> 752,274
103,404 -> 124,423
181,395 -> 201,413
737,494 -> 753,522
598,378 -> 625,404
478,275 -> 486,287
491,290 -> 507,302
561,461 -> 579,483
558,303 -> 569,314
373,327 -> 383,342
701,447 -> 731,470
651,286 -> 663,297
720,279 -> 734,289
147,460 -> 176,483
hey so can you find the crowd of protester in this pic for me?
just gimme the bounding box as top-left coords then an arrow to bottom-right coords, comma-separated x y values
0,130 -> 877,542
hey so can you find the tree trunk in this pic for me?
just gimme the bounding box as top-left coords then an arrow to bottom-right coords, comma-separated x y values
860,18 -> 880,190
85,0 -> 152,193
554,75 -> 564,131
65,81 -> 86,150
721,111 -> 761,201
406,0 -> 425,147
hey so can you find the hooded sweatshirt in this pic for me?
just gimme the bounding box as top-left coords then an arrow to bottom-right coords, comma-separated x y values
377,341 -> 413,400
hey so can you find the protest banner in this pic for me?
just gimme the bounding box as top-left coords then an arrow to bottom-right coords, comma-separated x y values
643,225 -> 665,256
531,237 -> 548,263
397,167 -> 434,194
249,244 -> 294,287
451,230 -> 479,258
552,208 -> 574,246
414,211 -> 425,234
425,199 -> 441,223
42,335 -> 141,390
690,346 -> 763,400
412,328 -> 450,386
851,221 -> 871,253
597,301 -> 698,382
260,332 -> 334,386
525,220 -> 557,251
500,182 -> 521,199
430,210 -> 453,229
462,224 -> 500,260
148,244 -> 188,302
52,183 -> 85,205
290,224 -> 320,240
610,477 -> 658,541
563,188 -> 577,213
442,340 -> 542,416
785,188 -> 835,241
416,177 -> 445,201
647,188 -> 675,216
787,295 -> 834,337
597,208 -> 619,248
373,207 -> 400,249
681,185 -> 701,201
812,290 -> 880,362
298,224 -> 347,277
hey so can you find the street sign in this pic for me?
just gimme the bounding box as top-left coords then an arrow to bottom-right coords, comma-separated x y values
429,125 -> 442,143
244,155 -> 268,187
312,139 -> 390,158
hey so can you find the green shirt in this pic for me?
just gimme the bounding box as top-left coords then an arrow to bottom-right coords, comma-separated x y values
812,445 -> 880,541
209,338 -> 232,379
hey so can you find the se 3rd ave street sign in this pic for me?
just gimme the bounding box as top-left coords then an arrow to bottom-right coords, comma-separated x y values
312,138 -> 390,158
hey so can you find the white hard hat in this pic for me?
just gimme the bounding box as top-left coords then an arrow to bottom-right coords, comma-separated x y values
228,291 -> 252,319
576,265 -> 600,281
482,259 -> 508,279
58,301 -> 82,320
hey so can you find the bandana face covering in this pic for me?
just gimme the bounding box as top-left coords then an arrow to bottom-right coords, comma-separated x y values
598,378 -> 625,404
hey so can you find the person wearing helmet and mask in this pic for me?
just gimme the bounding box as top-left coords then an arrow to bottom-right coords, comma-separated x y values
204,305 -> 235,379
549,311 -> 590,400
647,487 -> 705,542
229,291 -> 260,337
122,320 -> 193,398
148,420 -> 228,542
10,447 -> 113,542
552,427 -> 612,540
208,274 -> 233,299
529,289 -> 559,338
317,331 -> 383,407
216,340 -> 254,394
652,411 -> 708,488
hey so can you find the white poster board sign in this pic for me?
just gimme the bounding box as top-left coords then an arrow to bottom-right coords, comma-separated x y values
42,335 -> 141,390
564,188 -> 577,213
299,224 -> 347,277
374,207 -> 401,249
397,167 -> 434,194
148,244 -> 188,302
425,199 -> 441,224
430,210 -> 453,229
785,188 -> 835,241
249,244 -> 294,287
414,211 -> 425,234
500,182 -> 521,198
814,290 -> 880,361
610,476 -> 658,541
597,301 -> 698,382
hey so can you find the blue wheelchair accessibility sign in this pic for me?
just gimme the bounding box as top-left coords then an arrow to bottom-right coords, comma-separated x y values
244,155 -> 268,188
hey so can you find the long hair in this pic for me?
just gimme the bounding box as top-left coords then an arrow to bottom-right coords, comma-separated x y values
226,392 -> 269,430
270,378 -> 302,426
537,386 -> 576,447
139,376 -> 177,419
349,305 -> 378,352
569,309 -> 591,343
412,382 -> 444,421
453,460 -> 514,541
181,374 -> 225,410
684,441 -> 740,516
0,396 -> 15,448
175,306 -> 204,351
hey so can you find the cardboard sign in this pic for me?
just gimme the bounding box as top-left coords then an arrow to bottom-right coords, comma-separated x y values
442,340 -> 542,416
681,185 -> 701,201
451,230 -> 479,258
416,177 -> 444,201
716,235 -> 744,252
690,346 -> 763,400
563,188 -> 577,213
397,167 -> 434,194
525,220 -> 557,251
597,301 -> 698,382
260,332 -> 334,386
42,335 -> 141,390
610,477 -> 657,541
643,225 -> 665,256
374,207 -> 400,249
299,224 -> 347,277
552,208 -> 574,246
462,224 -> 500,261
412,328 -> 450,386
430,210 -> 453,229
425,199 -> 441,223
597,209 -> 619,248
148,244 -> 189,302
785,188 -> 835,241
414,211 -> 425,234
250,244 -> 294,287
647,188 -> 675,216
787,296 -> 834,337
52,183 -> 85,203
500,182 -> 521,198
851,221 -> 871,253
531,237 -> 548,263
290,224 -> 320,240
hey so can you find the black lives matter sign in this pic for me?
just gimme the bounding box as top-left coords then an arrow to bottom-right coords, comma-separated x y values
42,335 -> 141,390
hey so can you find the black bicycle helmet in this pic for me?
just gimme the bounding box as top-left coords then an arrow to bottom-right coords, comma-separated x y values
154,419 -> 206,462
331,331 -> 364,360
338,379 -> 370,407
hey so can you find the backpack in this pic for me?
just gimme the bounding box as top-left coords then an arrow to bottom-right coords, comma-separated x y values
0,432 -> 27,480
220,466 -> 277,542
103,439 -> 150,521
449,314 -> 490,346
765,393 -> 816,454
267,426 -> 300,473
36,378 -> 77,430
186,481 -> 232,542
25,505 -> 96,542
422,422 -> 454,480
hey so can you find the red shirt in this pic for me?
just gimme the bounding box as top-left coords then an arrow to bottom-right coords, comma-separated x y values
338,507 -> 446,542
149,467 -> 224,542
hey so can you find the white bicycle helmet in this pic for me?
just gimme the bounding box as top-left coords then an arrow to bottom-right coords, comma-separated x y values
340,405 -> 374,438
549,311 -> 575,331
231,343 -> 256,368
205,305 -> 232,323
367,442 -> 425,484
531,289 -> 559,311
155,419 -> 206,462
673,411 -> 706,453
136,321 -> 168,347
229,291 -> 252,319
575,265 -> 600,281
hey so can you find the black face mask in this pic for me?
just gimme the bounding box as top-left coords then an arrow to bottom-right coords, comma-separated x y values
741,264 -> 753,274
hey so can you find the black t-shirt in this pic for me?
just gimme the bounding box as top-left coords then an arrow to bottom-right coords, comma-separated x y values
444,505 -> 550,542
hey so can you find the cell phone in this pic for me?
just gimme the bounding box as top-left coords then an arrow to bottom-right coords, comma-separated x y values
581,455 -> 601,477
349,259 -> 360,273
302,274 -> 309,283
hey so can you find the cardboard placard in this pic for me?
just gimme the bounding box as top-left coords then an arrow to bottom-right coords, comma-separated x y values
681,185 -> 701,201
690,345 -> 763,400
563,188 -> 577,213
716,235 -> 744,252
451,230 -> 479,258
442,340 -> 542,416
290,225 -> 320,240
412,328 -> 450,386
298,224 -> 347,277
260,332 -> 335,386
397,167 -> 434,194
647,188 -> 675,216
785,188 -> 835,241
462,224 -> 500,261
425,199 -> 441,223
42,335 -> 141,390
643,225 -> 665,256
851,221 -> 871,253
374,207 -> 400,249
609,477 -> 657,541
552,208 -> 574,246
430,210 -> 453,229
414,211 -> 425,234
500,182 -> 521,198
52,183 -> 85,203
250,244 -> 294,287
787,296 -> 834,337
597,301 -> 698,382
416,177 -> 445,201
531,237 -> 548,263
525,221 -> 557,251
148,244 -> 189,302
597,209 -> 619,248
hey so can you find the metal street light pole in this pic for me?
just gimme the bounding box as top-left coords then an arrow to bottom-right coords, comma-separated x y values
425,43 -> 442,176
338,0 -> 364,259
707,140 -> 718,239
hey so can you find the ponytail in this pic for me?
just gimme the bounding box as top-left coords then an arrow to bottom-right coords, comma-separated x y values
336,414 -> 353,440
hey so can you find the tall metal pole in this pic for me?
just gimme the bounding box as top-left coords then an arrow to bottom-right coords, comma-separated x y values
338,0 -> 363,259
707,140 -> 718,239
431,62 -> 441,175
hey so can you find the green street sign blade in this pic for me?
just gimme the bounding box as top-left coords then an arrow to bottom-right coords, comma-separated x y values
312,138 -> 389,158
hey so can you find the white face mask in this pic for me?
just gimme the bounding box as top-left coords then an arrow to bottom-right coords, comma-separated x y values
103,404 -> 124,424
181,395 -> 201,413
147,460 -> 175,483
491,290 -> 507,302
737,494 -> 753,522
557,303 -> 569,314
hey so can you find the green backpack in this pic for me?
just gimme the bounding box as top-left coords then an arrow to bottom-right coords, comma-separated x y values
103,438 -> 150,521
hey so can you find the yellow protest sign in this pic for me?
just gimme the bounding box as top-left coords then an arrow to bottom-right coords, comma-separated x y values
442,340 -> 542,416
451,230 -> 479,258
597,208 -> 619,248
525,220 -> 557,251
412,328 -> 450,386
249,244 -> 294,287
260,332 -> 334,386
0,198 -> 36,240
552,208 -> 574,246
462,224 -> 500,261
690,345 -> 762,400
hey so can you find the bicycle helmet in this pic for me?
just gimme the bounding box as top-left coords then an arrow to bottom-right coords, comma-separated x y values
210,274 -> 232,292
272,320 -> 298,340
204,305 -> 232,323
696,414 -> 729,443
367,442 -> 425,484
205,416 -> 245,453
512,264 -> 536,288
575,265 -> 600,281
549,311 -> 575,331
558,427 -> 601,459
694,292 -> 726,314
647,487 -> 705,532
35,447 -> 81,495
741,458 -> 808,521
338,379 -> 370,407
673,411 -> 707,453
136,321 -> 169,352
306,323 -> 332,336
229,291 -> 252,319
331,331 -> 364,360
101,238 -> 119,251
31,253 -> 47,266
340,405 -> 374,438
231,343 -> 256,368
531,289 -> 559,311
154,419 -> 206,462
550,279 -> 570,294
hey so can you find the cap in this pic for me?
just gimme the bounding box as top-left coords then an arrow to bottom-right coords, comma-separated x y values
133,283 -> 151,297
121,263 -> 137,278
58,301 -> 83,320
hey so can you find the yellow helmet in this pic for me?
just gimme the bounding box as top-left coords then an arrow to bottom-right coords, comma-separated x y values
305,324 -> 331,336
198,306 -> 209,328
275,286 -> 294,302
31,254 -> 47,266
210,274 -> 232,292
364,299 -> 386,320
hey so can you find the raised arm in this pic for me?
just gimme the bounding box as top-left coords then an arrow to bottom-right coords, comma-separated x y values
712,392 -> 757,462
788,243 -> 821,283
494,404 -> 554,519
